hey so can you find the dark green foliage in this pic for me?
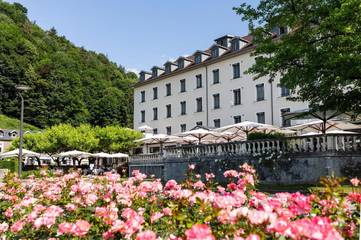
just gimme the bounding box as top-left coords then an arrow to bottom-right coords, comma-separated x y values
247,132 -> 285,140
234,0 -> 361,115
0,1 -> 136,128
0,159 -> 15,172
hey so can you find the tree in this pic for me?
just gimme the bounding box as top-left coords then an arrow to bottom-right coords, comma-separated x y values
11,124 -> 142,157
0,1 -> 137,128
234,0 -> 361,115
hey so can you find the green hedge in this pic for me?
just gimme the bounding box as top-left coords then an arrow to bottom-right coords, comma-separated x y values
0,159 -> 16,172
247,132 -> 285,140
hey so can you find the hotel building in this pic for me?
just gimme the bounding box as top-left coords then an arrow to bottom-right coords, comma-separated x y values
134,32 -> 308,135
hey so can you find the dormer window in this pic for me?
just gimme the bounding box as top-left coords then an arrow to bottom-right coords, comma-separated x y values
211,47 -> 219,58
178,59 -> 184,69
165,64 -> 171,74
152,68 -> 158,77
195,54 -> 202,64
231,39 -> 240,51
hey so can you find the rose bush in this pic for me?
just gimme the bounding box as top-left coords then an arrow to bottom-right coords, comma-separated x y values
0,164 -> 359,239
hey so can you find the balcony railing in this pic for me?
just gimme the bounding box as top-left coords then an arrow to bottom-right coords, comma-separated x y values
130,134 -> 361,162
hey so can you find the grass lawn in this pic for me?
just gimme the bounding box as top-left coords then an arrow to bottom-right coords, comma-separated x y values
0,114 -> 39,130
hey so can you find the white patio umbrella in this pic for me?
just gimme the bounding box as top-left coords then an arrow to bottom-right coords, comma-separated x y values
178,128 -> 220,144
136,134 -> 180,154
287,120 -> 361,135
138,125 -> 153,132
92,152 -> 113,158
216,121 -> 279,137
111,153 -> 129,158
219,131 -> 245,142
0,149 -> 41,159
57,150 -> 92,158
300,130 -> 359,136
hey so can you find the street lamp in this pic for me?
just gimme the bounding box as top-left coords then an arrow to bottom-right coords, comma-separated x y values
15,85 -> 31,177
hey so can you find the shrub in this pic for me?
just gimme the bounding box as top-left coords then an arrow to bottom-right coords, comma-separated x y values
247,132 -> 285,140
0,165 -> 359,239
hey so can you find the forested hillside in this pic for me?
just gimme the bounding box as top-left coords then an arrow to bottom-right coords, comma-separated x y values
0,1 -> 136,128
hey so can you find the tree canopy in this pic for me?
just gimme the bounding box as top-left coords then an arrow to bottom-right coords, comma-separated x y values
234,0 -> 361,115
11,124 -> 143,155
0,1 -> 136,128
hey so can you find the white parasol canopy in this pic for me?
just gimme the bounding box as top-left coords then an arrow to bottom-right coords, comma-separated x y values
216,121 -> 279,137
287,120 -> 361,134
57,150 -> 92,158
300,130 -> 359,136
92,152 -> 113,158
178,128 -> 220,143
138,125 -> 153,132
111,153 -> 129,158
0,149 -> 41,159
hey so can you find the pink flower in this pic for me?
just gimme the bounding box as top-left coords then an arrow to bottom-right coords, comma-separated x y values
136,230 -> 157,240
0,222 -> 9,233
246,234 -> 261,240
188,164 -> 195,170
73,220 -> 91,236
162,207 -> 172,216
151,212 -> 164,223
193,180 -> 205,189
65,203 -> 76,211
350,177 -> 359,187
10,220 -> 24,233
185,224 -> 215,240
205,173 -> 215,181
4,207 -> 13,218
57,222 -> 73,236
224,170 -> 238,178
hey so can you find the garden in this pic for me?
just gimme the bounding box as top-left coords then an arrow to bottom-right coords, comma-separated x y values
0,164 -> 359,239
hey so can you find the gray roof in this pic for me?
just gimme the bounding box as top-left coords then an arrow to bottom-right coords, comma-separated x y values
0,129 -> 19,141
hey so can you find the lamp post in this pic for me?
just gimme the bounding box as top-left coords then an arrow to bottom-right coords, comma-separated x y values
15,85 -> 31,177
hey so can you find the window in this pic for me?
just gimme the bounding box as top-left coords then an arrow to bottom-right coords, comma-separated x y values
153,107 -> 158,120
233,89 -> 241,105
195,54 -> 202,64
178,59 -> 184,69
166,104 -> 171,118
211,47 -> 219,58
232,63 -> 240,79
257,112 -> 265,124
141,110 -> 145,123
140,91 -> 145,102
166,83 -> 171,96
196,74 -> 202,88
166,126 -> 172,135
234,115 -> 242,124
196,121 -> 203,126
196,97 -> 202,112
153,128 -> 158,134
214,119 -> 221,128
213,69 -> 219,84
231,40 -> 240,51
213,94 -> 220,109
281,108 -> 291,127
180,124 -> 186,132
180,101 -> 186,115
153,87 -> 158,100
180,79 -> 186,92
152,68 -> 158,77
165,64 -> 171,73
256,84 -> 265,101
280,85 -> 290,97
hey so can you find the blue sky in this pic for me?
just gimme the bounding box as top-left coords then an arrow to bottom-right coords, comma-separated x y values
6,0 -> 257,73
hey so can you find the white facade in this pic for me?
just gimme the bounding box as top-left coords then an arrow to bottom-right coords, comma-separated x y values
134,35 -> 308,135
